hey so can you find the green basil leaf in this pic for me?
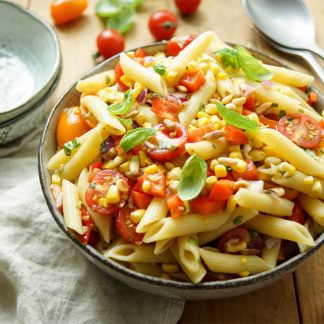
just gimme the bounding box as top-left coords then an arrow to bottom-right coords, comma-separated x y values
63,139 -> 80,156
304,149 -> 319,160
158,142 -> 176,150
216,48 -> 240,69
119,0 -> 144,8
106,7 -> 135,34
117,117 -> 134,128
216,102 -> 259,130
236,45 -> 273,81
95,0 -> 121,17
153,64 -> 166,75
120,128 -> 157,152
178,154 -> 207,201
107,89 -> 133,115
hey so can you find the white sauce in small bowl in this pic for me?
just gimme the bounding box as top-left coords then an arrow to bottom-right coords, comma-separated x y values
0,49 -> 34,113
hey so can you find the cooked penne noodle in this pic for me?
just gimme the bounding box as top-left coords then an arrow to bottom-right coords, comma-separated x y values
185,138 -> 226,160
246,214 -> 314,246
178,234 -> 200,273
129,263 -> 163,277
262,241 -> 281,268
297,194 -> 324,227
154,238 -> 175,255
76,70 -> 115,93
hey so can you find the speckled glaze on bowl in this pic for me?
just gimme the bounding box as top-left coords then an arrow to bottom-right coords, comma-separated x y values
0,0 -> 61,124
39,43 -> 324,299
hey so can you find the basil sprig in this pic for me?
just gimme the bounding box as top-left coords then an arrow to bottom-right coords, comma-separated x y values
63,139 -> 80,156
120,128 -> 157,152
107,89 -> 133,115
178,154 -> 207,201
216,102 -> 259,130
107,7 -> 135,34
215,46 -> 273,82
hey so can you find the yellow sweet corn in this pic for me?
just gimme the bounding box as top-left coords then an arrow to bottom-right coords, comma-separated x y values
106,185 -> 120,204
249,150 -> 266,162
226,195 -> 236,213
217,72 -> 227,80
214,164 -> 227,178
51,174 -> 61,185
130,209 -> 146,224
232,160 -> 247,173
144,164 -> 158,174
205,104 -> 218,115
229,151 -> 243,160
142,180 -> 151,193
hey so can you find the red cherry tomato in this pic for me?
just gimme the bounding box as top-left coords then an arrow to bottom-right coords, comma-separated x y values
167,193 -> 185,219
131,190 -> 152,209
259,114 -> 278,129
225,125 -> 249,145
148,10 -> 178,41
97,29 -> 125,60
232,160 -> 259,181
179,70 -> 206,92
88,161 -> 102,183
51,0 -> 87,25
288,202 -> 305,224
151,96 -> 181,121
115,61 -> 129,92
190,196 -> 226,215
147,123 -> 188,162
188,124 -> 215,143
278,113 -> 322,148
175,0 -> 201,14
218,227 -> 250,253
56,106 -> 90,149
166,34 -> 197,56
85,170 -> 129,215
77,208 -> 95,245
116,208 -> 144,244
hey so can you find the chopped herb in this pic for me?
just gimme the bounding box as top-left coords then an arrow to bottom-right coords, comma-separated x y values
153,64 -> 166,75
279,170 -> 285,176
158,142 -> 176,150
271,103 -> 279,107
287,117 -> 294,122
89,182 -> 96,188
248,229 -> 258,238
305,86 -> 312,95
264,189 -> 272,194
298,108 -> 304,113
107,89 -> 133,115
186,65 -> 188,70
63,139 -> 80,156
199,103 -> 205,111
279,110 -> 286,119
105,74 -> 111,84
128,236 -> 134,242
304,148 -> 319,160
188,236 -> 198,246
232,216 -> 243,225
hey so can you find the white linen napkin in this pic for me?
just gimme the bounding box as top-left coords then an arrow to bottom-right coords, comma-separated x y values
0,136 -> 184,324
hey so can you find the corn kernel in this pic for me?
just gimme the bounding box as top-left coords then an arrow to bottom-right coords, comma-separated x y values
132,82 -> 144,101
206,176 -> 217,190
232,97 -> 246,107
157,163 -> 166,174
249,150 -> 266,162
143,122 -> 152,128
232,160 -> 248,173
217,72 -> 227,80
199,62 -> 208,73
119,161 -> 130,173
113,156 -> 124,167
253,137 -> 264,149
103,160 -> 115,169
210,63 -> 220,75
239,271 -> 250,277
162,263 -> 180,273
229,151 -> 243,160
166,71 -> 178,83
229,145 -> 240,152
142,180 -> 151,193
144,164 -> 158,174
169,180 -> 179,192
210,159 -> 219,169
304,176 -> 314,185
161,273 -> 171,280
106,185 -> 120,204
134,111 -> 145,126
183,200 -> 190,213
116,179 -> 129,193
197,111 -> 210,118
281,162 -> 296,177
139,151 -> 147,167
214,164 -> 227,178
98,198 -> 108,208
51,174 -> 61,185
205,104 -> 218,115
197,117 -> 210,127
120,75 -> 134,88
247,112 -> 259,123
187,60 -> 199,72
226,194 -> 236,213
210,115 -> 220,123
225,240 -> 247,253
167,167 -> 182,180
130,209 -> 146,224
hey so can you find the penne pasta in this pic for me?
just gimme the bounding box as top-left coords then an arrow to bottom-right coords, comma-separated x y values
261,240 -> 281,269
178,234 -> 200,273
76,70 -> 115,93
185,138 -> 226,160
297,194 -> 324,227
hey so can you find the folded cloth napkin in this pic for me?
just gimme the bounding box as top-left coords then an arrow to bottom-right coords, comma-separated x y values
0,136 -> 184,324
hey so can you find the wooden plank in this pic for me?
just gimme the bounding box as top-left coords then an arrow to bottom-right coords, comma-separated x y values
180,275 -> 299,323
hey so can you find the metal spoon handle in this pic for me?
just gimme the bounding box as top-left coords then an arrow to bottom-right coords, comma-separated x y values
296,50 -> 324,84
309,43 -> 324,61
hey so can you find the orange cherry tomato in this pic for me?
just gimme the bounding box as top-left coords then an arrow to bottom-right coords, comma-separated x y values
167,193 -> 185,219
51,0 -> 87,25
56,106 -> 90,149
190,196 -> 226,215
209,180 -> 235,201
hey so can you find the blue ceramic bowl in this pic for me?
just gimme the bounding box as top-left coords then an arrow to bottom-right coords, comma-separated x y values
39,43 -> 324,299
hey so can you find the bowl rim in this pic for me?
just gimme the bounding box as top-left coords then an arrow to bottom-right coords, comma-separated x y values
39,41 -> 324,292
0,0 -> 61,121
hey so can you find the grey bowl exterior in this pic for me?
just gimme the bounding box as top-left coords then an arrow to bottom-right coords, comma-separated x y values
0,0 -> 61,123
39,43 -> 324,299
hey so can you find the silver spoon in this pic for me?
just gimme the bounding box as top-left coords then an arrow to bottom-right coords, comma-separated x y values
242,0 -> 324,60
262,34 -> 324,84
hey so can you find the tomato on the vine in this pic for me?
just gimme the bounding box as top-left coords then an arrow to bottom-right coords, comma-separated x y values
166,34 -> 197,56
148,10 -> 178,41
175,0 -> 201,15
97,29 -> 125,60
56,106 -> 90,149
51,0 -> 87,25
278,113 -> 322,148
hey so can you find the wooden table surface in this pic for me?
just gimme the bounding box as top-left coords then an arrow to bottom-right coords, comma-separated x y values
14,0 -> 324,322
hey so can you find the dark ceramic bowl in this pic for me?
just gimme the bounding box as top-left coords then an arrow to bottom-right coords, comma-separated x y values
39,43 -> 324,299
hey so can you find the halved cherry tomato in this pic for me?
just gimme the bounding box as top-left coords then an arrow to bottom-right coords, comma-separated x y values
148,10 -> 178,41
56,106 -> 90,149
179,70 -> 206,92
175,0 -> 201,15
166,34 -> 197,56
288,202 -> 305,225
136,173 -> 166,197
188,124 -> 215,143
147,123 -> 188,162
243,94 -> 255,110
259,114 -> 278,129
77,208 -> 95,245
51,0 -> 87,25
115,61 -> 129,92
116,207 -> 144,244
225,125 -> 249,145
167,194 -> 185,219
88,161 -> 102,183
97,29 -> 124,60
218,227 -> 250,253
51,184 -> 63,212
278,113 -> 322,148
209,180 -> 235,201
190,196 -> 226,215
135,48 -> 148,58
131,143 -> 145,155
151,96 -> 181,121
131,190 -> 152,209
85,170 -> 129,215
232,159 -> 259,180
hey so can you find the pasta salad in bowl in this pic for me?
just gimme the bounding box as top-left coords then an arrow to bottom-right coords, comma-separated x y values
39,31 -> 324,299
